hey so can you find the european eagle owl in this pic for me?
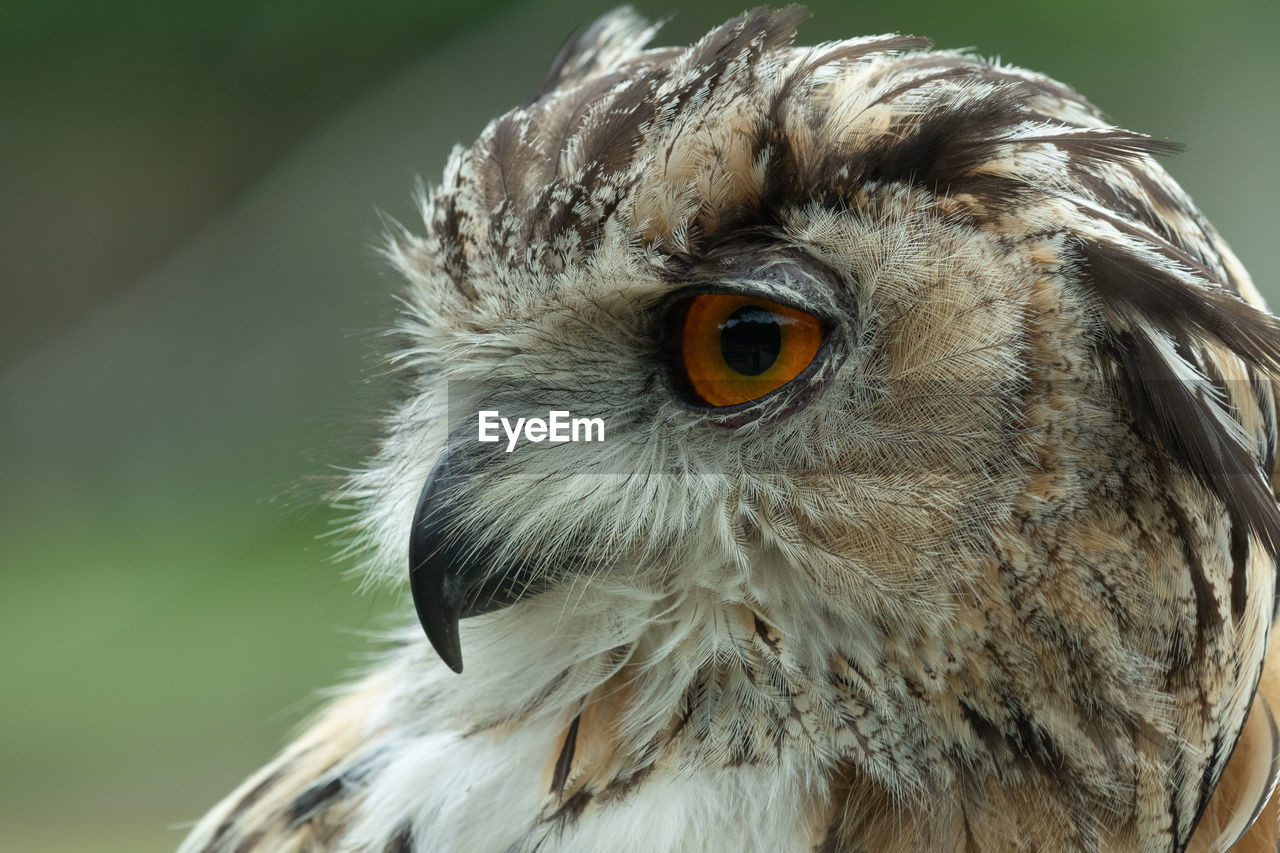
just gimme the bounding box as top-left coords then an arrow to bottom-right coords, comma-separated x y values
179,8 -> 1280,852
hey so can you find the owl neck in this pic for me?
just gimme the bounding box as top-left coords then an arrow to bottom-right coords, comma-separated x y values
429,585 -> 1146,848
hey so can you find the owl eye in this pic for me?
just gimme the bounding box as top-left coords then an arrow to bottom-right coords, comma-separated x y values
675,293 -> 826,407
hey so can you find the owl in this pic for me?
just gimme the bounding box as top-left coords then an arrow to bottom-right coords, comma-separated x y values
178,8 -> 1280,852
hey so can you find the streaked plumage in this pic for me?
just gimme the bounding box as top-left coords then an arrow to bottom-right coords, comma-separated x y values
179,8 -> 1280,851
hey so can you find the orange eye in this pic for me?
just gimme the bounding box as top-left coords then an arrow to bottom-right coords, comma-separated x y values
678,293 -> 825,407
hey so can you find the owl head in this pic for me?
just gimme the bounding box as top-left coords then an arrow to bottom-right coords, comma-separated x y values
348,7 -> 1280,845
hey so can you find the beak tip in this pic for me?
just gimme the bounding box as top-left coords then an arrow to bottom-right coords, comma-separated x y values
411,568 -> 466,674
432,630 -> 465,675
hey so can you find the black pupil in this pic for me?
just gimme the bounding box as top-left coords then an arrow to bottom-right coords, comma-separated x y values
720,306 -> 782,376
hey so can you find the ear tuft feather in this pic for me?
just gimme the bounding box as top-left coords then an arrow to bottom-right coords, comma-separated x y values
1077,234 -> 1280,558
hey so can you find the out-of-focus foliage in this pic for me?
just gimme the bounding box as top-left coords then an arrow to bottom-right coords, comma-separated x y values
2,1 -> 1275,850
0,0 -> 519,365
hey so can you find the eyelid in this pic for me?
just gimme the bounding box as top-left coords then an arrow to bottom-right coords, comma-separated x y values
658,282 -> 830,323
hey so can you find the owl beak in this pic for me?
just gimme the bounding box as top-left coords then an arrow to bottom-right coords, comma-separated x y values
408,451 -> 535,674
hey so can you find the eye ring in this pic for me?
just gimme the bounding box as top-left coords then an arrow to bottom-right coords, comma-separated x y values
671,293 -> 827,408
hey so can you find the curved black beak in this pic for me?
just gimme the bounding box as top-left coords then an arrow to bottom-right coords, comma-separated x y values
408,451 -> 539,673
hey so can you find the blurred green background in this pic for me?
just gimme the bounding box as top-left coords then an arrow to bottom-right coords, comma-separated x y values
2,1 -> 1276,850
